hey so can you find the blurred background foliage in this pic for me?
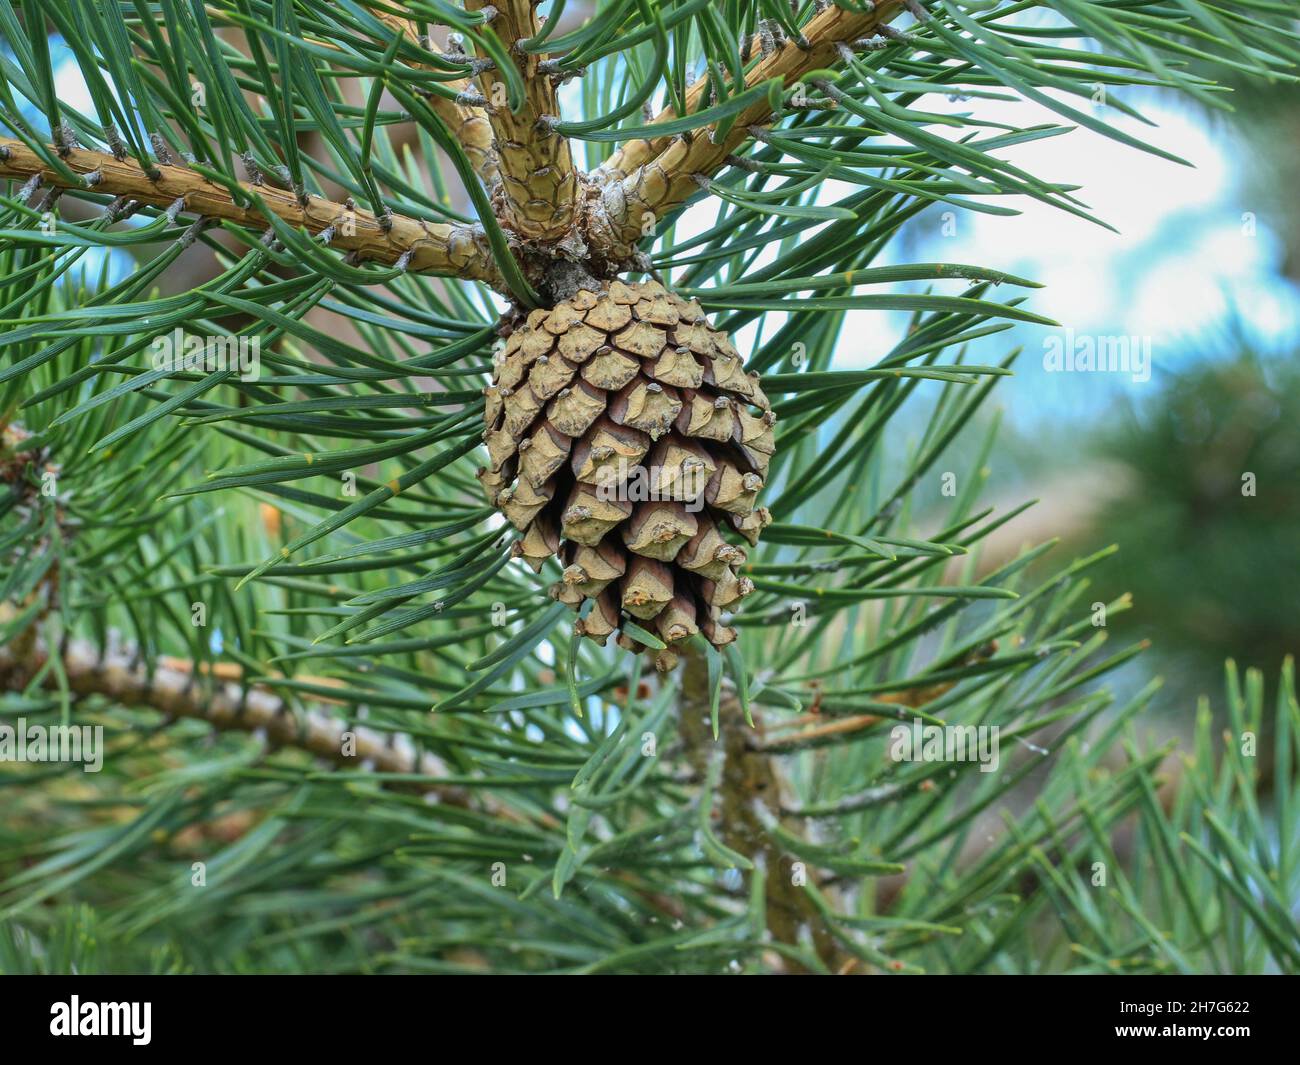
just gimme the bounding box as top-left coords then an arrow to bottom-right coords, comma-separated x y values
903,68 -> 1300,715
1090,350 -> 1300,702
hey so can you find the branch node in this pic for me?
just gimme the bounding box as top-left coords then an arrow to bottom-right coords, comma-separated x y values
242,151 -> 266,186
17,173 -> 42,205
103,124 -> 128,161
36,186 -> 63,215
149,132 -> 173,166
104,196 -> 137,222
548,67 -> 583,86
179,216 -> 212,249
852,35 -> 892,52
812,78 -> 846,105
56,122 -> 79,158
757,19 -> 786,59
880,24 -> 920,46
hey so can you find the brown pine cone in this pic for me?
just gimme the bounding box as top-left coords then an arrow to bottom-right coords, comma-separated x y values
478,280 -> 773,667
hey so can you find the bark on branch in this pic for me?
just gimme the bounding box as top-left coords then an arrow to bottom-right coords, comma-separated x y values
0,633 -> 489,808
466,0 -> 581,244
679,646 -> 844,972
366,11 -> 499,185
0,140 -> 503,286
586,2 -> 904,268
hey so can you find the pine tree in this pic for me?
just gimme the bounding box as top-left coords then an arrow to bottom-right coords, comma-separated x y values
0,1 -> 1297,975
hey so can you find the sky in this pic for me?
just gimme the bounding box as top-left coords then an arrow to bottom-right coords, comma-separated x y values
887,95 -> 1300,424
692,92 -> 1300,429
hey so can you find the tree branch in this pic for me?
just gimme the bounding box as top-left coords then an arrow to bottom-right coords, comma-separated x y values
0,140 -> 503,286
679,646 -> 844,973
426,88 -> 500,188
586,2 -> 904,268
0,633 -> 505,813
365,11 -> 500,186
465,0 -> 581,244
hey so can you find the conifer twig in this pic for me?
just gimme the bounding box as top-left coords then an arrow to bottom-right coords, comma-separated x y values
0,140 -> 503,286
679,646 -> 844,972
586,2 -> 904,268
365,11 -> 499,185
0,634 -> 521,816
464,0 -> 581,244
426,88 -> 500,188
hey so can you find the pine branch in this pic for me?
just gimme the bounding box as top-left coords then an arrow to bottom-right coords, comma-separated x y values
465,0 -> 581,244
0,140 -> 502,286
680,647 -> 843,972
586,1 -> 904,267
592,2 -> 896,183
0,634 -> 489,809
365,11 -> 499,186
426,89 -> 500,189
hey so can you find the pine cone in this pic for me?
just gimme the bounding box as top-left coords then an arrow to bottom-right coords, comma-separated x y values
478,280 -> 774,666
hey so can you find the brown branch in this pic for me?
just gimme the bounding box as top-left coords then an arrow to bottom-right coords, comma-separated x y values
426,90 -> 500,188
0,140 -> 503,287
679,646 -> 843,973
675,634 -> 997,969
465,0 -> 581,244
0,634 -> 523,816
585,2 -> 904,268
365,11 -> 500,186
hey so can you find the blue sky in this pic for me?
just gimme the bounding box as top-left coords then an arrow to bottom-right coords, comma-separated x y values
660,88 -> 1300,431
